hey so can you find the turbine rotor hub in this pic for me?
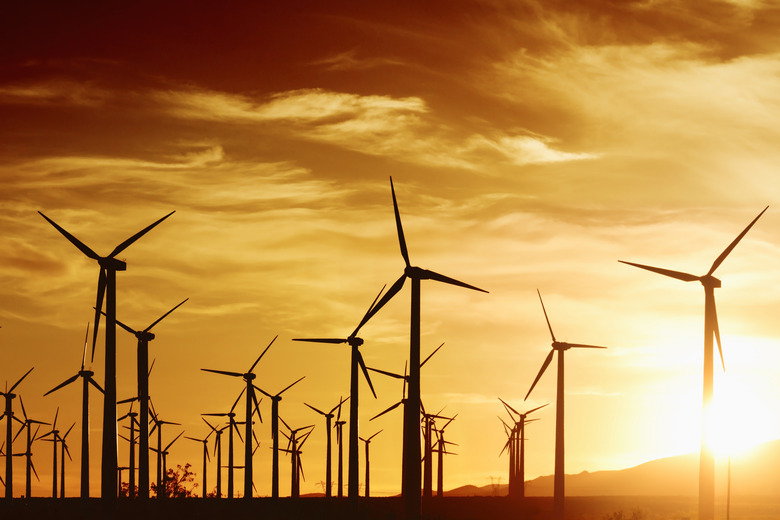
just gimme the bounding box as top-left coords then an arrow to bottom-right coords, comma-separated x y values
700,274 -> 722,288
99,257 -> 127,271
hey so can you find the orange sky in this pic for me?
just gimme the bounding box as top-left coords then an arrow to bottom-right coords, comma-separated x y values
2,0 -> 780,497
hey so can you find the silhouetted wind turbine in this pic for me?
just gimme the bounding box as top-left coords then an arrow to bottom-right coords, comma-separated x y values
434,416 -> 457,497
185,427 -> 214,499
58,423 -> 75,498
304,396 -> 349,498
255,376 -> 305,498
280,420 -> 314,498
365,177 -> 488,520
150,431 -> 183,498
202,390 -> 244,498
201,335 -> 274,499
334,399 -> 346,498
149,400 -> 181,499
619,206 -> 767,520
39,209 -> 174,498
13,396 -> 47,498
1,367 -> 33,498
38,408 -> 60,498
525,290 -> 606,520
294,287 -> 385,502
368,342 -> 442,496
359,430 -> 382,497
202,418 -> 225,498
499,398 -> 547,499
117,397 -> 140,498
110,297 -> 187,499
43,322 -> 104,498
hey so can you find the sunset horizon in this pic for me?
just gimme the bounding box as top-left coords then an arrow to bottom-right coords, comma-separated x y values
2,3 -> 780,518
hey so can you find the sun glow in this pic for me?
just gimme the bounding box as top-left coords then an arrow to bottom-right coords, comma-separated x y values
705,371 -> 779,458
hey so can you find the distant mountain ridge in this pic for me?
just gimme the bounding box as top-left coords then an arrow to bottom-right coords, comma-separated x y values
446,438 -> 780,497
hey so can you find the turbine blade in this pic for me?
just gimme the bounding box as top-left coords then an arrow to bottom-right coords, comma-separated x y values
80,322 -> 90,371
252,390 -> 262,423
363,274 -> 406,323
390,177 -> 411,268
109,210 -> 175,258
498,397 -> 520,417
424,269 -> 488,294
253,384 -> 272,399
19,395 -> 28,422
713,299 -> 725,372
366,366 -> 404,380
618,260 -> 699,282
38,211 -> 100,259
165,431 -> 184,451
292,338 -> 346,344
43,374 -> 79,396
537,289 -> 556,342
231,387 -> 246,413
329,396 -> 349,415
566,343 -> 608,349
357,350 -> 377,399
526,402 -> 550,415
351,284 -> 387,338
9,366 -> 34,393
304,403 -> 326,416
148,358 -> 156,378
278,376 -> 305,396
145,298 -> 188,333
92,268 -> 107,362
249,335 -> 277,373
31,458 -> 40,481
421,342 -> 444,368
525,350 -> 554,401
370,401 -> 401,421
708,206 -> 768,276
368,429 -> 383,441
88,376 -> 105,394
201,368 -> 244,378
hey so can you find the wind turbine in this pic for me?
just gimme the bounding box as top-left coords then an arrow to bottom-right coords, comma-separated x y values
364,177 -> 488,520
58,423 -> 75,498
421,406 -> 451,499
202,390 -> 245,498
117,398 -> 140,498
303,396 -> 349,498
38,408 -> 61,498
149,401 -> 181,498
524,290 -> 606,520
434,416 -> 457,497
368,342 -> 443,497
1,367 -> 34,498
499,398 -> 547,499
43,322 -> 104,497
201,335 -> 274,499
202,418 -> 225,498
255,376 -> 305,498
293,287 -> 385,502
13,396 -> 47,498
359,430 -> 382,497
150,431 -> 183,498
39,209 -> 174,498
185,427 -> 215,499
110,297 -> 187,499
334,401 -> 346,498
619,206 -> 767,520
280,420 -> 314,498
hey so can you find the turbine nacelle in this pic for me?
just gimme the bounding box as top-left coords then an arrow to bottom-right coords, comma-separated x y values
136,331 -> 155,342
699,274 -> 721,289
98,257 -> 126,271
77,370 -> 94,378
347,336 -> 364,347
244,373 -> 257,382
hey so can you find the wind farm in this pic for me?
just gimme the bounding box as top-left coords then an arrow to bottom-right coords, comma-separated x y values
4,3 -> 780,519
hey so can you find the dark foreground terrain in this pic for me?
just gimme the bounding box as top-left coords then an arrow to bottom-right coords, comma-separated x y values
1,495 -> 778,520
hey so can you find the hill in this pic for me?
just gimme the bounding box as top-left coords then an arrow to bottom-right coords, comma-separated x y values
449,438 -> 780,497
